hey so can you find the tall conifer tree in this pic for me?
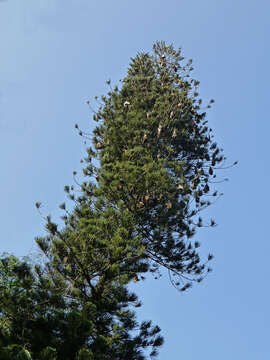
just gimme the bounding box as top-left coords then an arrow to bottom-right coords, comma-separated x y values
0,41 -> 233,359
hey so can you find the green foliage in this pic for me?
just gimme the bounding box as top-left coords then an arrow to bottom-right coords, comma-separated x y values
0,344 -> 32,360
39,347 -> 57,360
35,203 -> 162,358
74,41 -> 230,290
77,348 -> 93,360
1,41 -> 231,359
0,248 -> 162,359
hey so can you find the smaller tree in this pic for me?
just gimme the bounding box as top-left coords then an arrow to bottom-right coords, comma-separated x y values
0,229 -> 163,359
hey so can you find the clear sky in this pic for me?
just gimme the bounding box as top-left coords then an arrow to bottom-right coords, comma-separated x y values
0,0 -> 269,358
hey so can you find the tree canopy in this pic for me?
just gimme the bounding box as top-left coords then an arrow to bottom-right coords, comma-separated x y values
0,41 -> 233,359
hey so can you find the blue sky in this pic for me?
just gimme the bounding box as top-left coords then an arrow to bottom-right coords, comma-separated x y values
0,0 -> 269,358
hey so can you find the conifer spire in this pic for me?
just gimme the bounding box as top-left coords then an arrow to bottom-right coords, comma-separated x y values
76,41 -> 232,290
